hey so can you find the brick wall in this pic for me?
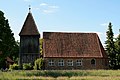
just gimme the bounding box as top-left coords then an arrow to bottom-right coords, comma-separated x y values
44,58 -> 109,70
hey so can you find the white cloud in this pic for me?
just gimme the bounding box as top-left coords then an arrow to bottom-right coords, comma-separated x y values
40,3 -> 48,6
43,9 -> 54,13
114,34 -> 119,38
49,5 -> 59,9
33,7 -> 39,11
31,2 -> 59,14
43,6 -> 59,14
100,22 -> 109,27
40,3 -> 59,14
42,6 -> 59,14
24,0 -> 31,2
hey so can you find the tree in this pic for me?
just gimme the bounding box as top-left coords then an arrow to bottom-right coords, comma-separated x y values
105,22 -> 116,69
0,10 -> 19,68
115,29 -> 120,68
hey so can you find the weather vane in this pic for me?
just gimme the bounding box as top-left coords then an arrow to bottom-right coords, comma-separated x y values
29,5 -> 31,12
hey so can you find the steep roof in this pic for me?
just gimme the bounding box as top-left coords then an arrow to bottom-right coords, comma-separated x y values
6,57 -> 14,63
0,51 -> 14,63
19,12 -> 40,36
43,32 -> 107,58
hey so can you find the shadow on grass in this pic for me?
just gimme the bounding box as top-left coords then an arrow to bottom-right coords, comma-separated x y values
23,70 -> 89,78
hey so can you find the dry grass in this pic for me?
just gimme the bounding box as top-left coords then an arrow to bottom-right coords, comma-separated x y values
70,76 -> 120,80
0,70 -> 120,80
14,76 -> 120,80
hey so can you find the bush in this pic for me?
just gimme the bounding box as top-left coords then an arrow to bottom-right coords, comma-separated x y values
34,58 -> 43,70
23,63 -> 32,70
9,63 -> 19,70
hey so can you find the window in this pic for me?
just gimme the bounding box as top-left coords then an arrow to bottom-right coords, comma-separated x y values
48,59 -> 54,66
67,60 -> 73,66
76,59 -> 82,66
58,59 -> 64,66
91,59 -> 96,65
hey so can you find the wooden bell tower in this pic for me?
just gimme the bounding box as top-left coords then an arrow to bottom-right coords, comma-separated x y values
19,8 -> 40,67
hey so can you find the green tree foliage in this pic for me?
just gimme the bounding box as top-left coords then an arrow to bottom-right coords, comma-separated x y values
105,22 -> 116,69
0,10 -> 19,68
115,29 -> 120,68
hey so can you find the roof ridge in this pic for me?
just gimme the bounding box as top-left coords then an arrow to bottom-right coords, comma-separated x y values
43,32 -> 97,34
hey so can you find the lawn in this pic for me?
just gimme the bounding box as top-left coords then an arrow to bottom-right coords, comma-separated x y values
0,70 -> 120,80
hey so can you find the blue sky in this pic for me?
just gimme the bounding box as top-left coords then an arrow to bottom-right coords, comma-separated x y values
0,0 -> 120,46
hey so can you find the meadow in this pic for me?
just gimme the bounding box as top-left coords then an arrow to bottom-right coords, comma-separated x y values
0,70 -> 120,80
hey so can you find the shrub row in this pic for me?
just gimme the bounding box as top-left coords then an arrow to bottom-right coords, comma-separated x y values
9,63 -> 19,70
9,58 -> 43,70
14,70 -> 112,78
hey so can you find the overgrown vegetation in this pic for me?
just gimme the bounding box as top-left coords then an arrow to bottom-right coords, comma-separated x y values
9,63 -> 19,70
33,58 -> 43,70
40,38 -> 43,55
23,63 -> 32,70
0,70 -> 120,79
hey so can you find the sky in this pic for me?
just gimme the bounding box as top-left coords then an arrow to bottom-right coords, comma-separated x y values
0,0 -> 120,46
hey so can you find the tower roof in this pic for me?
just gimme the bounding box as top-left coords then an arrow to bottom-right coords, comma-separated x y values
19,12 -> 40,36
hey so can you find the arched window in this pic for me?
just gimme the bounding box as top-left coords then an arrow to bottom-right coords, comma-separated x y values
91,59 -> 96,65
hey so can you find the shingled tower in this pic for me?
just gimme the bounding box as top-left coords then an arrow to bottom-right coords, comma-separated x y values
19,8 -> 40,67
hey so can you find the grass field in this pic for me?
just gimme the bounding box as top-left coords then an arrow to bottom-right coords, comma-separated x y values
0,70 -> 120,80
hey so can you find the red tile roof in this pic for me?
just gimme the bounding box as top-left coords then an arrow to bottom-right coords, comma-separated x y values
43,32 -> 107,58
0,51 -> 14,62
19,12 -> 40,36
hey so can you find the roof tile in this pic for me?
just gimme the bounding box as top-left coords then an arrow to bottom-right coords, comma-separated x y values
43,32 -> 107,58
